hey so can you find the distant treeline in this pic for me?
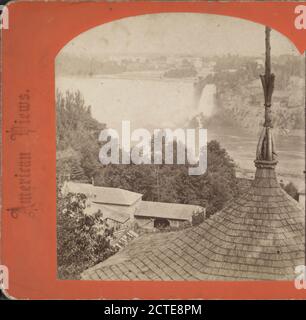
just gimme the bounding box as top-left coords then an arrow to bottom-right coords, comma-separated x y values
211,54 -> 304,91
164,66 -> 197,78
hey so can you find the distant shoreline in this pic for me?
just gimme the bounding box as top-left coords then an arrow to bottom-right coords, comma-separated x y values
58,72 -> 202,83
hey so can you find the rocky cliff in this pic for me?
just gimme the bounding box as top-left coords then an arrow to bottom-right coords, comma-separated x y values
190,75 -> 304,137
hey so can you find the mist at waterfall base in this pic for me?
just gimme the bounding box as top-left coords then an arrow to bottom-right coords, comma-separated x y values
56,75 -> 304,182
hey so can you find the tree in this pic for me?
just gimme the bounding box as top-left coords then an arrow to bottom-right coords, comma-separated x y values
57,191 -> 118,279
282,182 -> 299,201
97,140 -> 238,217
56,90 -> 105,181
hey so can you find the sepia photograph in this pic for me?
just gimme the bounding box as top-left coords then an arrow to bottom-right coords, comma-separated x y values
55,13 -> 305,281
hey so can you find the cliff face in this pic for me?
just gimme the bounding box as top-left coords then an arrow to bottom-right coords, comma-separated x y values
191,75 -> 304,137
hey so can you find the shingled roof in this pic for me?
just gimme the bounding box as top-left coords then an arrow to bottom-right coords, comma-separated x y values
81,28 -> 304,281
62,181 -> 142,206
62,181 -> 95,198
84,202 -> 130,224
92,187 -> 142,206
135,201 -> 204,221
81,163 -> 304,280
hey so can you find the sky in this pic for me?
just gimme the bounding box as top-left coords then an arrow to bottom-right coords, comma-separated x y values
59,13 -> 299,58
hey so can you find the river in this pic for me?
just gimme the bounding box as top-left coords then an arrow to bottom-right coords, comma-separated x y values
56,75 -> 305,188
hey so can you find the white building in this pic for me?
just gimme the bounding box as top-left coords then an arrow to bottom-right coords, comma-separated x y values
62,181 -> 205,230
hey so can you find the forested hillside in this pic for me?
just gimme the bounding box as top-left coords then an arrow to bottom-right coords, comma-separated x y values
56,90 -> 105,183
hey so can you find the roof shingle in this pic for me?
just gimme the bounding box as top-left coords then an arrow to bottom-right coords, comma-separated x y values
81,165 -> 305,281
62,181 -> 142,206
135,201 -> 204,221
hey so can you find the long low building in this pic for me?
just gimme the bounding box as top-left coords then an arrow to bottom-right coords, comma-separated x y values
62,181 -> 205,230
62,181 -> 143,206
135,201 -> 205,229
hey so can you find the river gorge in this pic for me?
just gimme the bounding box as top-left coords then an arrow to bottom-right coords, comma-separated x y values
56,74 -> 305,189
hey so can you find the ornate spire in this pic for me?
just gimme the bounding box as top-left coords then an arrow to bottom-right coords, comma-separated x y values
255,27 -> 277,167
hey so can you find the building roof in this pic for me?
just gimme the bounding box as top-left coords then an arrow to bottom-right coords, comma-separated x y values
81,166 -> 305,281
62,181 -> 142,206
92,187 -> 142,206
135,201 -> 203,221
84,202 -> 130,224
62,181 -> 95,198
236,177 -> 253,193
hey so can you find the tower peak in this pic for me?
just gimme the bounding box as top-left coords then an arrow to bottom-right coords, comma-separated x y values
255,27 -> 277,166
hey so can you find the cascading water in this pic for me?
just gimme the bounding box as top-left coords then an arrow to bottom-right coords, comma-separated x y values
188,81 -> 217,128
198,84 -> 217,118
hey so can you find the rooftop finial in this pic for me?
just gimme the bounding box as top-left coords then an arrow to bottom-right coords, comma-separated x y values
255,27 -> 277,166
261,27 -> 275,128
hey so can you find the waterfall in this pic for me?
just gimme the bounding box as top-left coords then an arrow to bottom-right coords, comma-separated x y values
198,84 -> 217,118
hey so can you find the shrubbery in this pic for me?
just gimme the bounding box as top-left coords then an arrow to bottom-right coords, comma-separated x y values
57,192 -> 118,279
